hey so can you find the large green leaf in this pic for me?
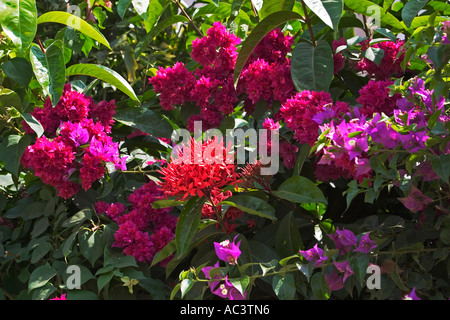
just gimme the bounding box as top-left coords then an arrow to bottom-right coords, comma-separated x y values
272,274 -> 296,300
343,0 -> 404,30
275,212 -> 303,257
401,0 -> 428,28
1,57 -> 33,88
66,63 -> 139,103
37,11 -> 111,50
272,175 -> 328,205
311,271 -> 330,300
28,264 -> 57,292
113,106 -> 173,138
221,195 -> 277,220
259,0 -> 296,20
291,40 -> 334,92
0,0 -> 37,51
0,134 -> 32,177
143,0 -> 171,33
29,41 -> 66,106
303,0 -> 343,30
233,11 -> 303,87
175,197 -> 206,258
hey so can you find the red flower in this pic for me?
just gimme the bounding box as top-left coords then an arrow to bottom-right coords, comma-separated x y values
158,137 -> 240,200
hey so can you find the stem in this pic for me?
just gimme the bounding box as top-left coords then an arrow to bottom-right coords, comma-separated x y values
34,35 -> 45,53
173,0 -> 204,38
250,0 -> 260,23
301,0 -> 316,47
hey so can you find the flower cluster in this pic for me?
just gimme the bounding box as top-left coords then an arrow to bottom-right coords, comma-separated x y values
299,228 -> 377,292
201,236 -> 246,300
149,24 -> 296,131
357,39 -> 406,81
158,137 -> 240,200
21,84 -> 125,199
95,180 -> 177,264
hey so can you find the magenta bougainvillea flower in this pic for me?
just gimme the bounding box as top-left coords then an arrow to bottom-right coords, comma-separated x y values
328,228 -> 358,255
202,262 -> 246,300
398,185 -> 433,213
50,294 -> 67,300
299,243 -> 328,267
333,260 -> 354,283
403,287 -> 421,300
354,233 -> 377,254
214,235 -> 242,265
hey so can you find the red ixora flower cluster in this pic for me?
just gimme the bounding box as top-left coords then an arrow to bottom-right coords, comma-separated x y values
21,83 -> 126,199
149,23 -> 296,131
95,180 -> 177,265
158,137 -> 240,200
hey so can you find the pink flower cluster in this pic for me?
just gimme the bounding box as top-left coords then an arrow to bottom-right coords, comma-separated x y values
149,22 -> 240,131
280,90 -> 350,147
237,28 -> 296,113
356,80 -> 402,116
357,39 -> 406,81
21,84 -> 125,199
149,24 -> 297,131
95,180 -> 177,264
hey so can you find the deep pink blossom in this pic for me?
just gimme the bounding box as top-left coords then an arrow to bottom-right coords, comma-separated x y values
299,244 -> 328,267
328,228 -> 358,255
398,185 -> 433,213
355,233 -> 377,254
214,235 -> 241,265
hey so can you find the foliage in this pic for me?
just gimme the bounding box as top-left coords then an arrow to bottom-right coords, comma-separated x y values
0,0 -> 449,301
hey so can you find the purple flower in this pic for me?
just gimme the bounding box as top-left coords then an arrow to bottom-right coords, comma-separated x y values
325,270 -> 344,292
211,276 -> 247,300
367,116 -> 400,149
214,235 -> 241,265
68,123 -> 90,147
403,287 -> 421,300
355,233 -> 377,254
299,243 -> 328,267
398,185 -> 433,213
328,228 -> 358,255
333,260 -> 354,283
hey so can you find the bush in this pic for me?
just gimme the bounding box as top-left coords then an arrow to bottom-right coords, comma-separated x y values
0,0 -> 449,301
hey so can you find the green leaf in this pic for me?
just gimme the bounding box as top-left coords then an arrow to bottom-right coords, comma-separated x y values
272,175 -> 328,205
31,241 -> 52,264
37,11 -> 111,50
431,154 -> 450,184
291,40 -> 334,92
61,209 -> 92,229
350,254 -> 370,285
180,278 -> 194,298
1,57 -> 33,87
310,272 -> 330,300
229,276 -> 250,298
233,11 -> 303,87
21,112 -> 44,137
259,0 -> 296,20
97,270 -> 114,292
29,40 -> 66,106
117,0 -> 132,19
113,106 -> 173,138
28,264 -> 57,292
343,0 -> 404,30
221,195 -> 276,220
292,143 -> 311,176
143,0 -> 171,33
402,0 -> 428,28
66,64 -> 139,103
0,0 -> 37,51
303,0 -> 343,30
0,134 -> 31,177
272,274 -> 295,300
275,212 -> 303,256
175,197 -> 206,258
152,199 -> 186,209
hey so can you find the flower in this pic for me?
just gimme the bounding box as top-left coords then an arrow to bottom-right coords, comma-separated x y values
158,137 -> 240,200
328,228 -> 358,255
299,243 -> 328,267
202,261 -> 247,300
325,270 -> 344,292
50,294 -> 67,300
354,233 -> 377,254
398,185 -> 433,213
403,287 -> 421,300
214,235 -> 241,265
333,260 -> 354,282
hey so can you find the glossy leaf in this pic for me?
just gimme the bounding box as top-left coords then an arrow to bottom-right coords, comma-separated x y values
402,0 -> 428,28
275,212 -> 303,256
0,0 -> 37,50
272,175 -> 328,205
29,41 -> 66,106
66,63 -> 139,103
343,0 -> 404,30
0,134 -> 32,177
272,274 -> 295,300
37,11 -> 111,50
291,40 -> 334,92
259,0 -> 295,20
28,264 -> 57,291
310,272 -> 330,300
221,195 -> 277,220
303,0 -> 343,30
233,11 -> 303,87
1,57 -> 33,87
175,197 -> 206,258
